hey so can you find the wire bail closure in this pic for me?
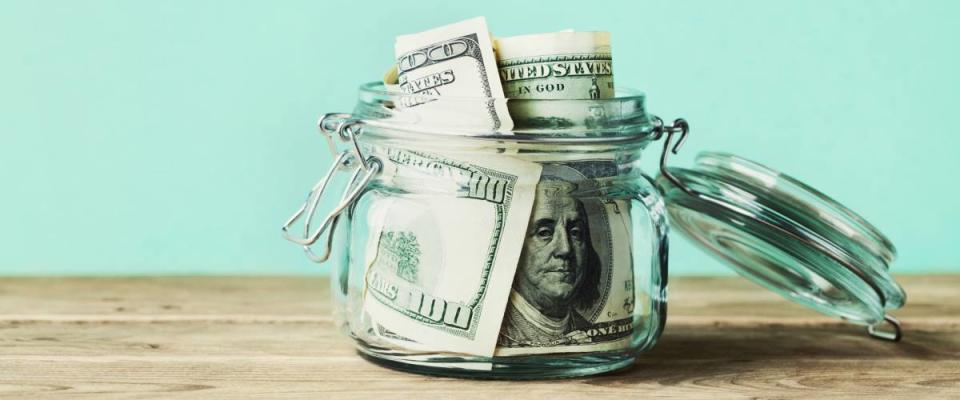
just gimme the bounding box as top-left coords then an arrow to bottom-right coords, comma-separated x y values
281,113 -> 381,263
651,116 -> 694,197
867,315 -> 902,342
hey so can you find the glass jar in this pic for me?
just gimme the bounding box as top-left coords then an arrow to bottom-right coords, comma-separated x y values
282,82 -> 905,379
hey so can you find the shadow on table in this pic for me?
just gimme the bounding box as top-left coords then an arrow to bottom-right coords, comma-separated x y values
589,324 -> 954,383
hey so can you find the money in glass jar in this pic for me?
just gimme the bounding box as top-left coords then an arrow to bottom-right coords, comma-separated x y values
361,19 -> 635,359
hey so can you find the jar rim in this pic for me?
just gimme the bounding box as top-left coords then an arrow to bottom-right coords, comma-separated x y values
352,82 -> 657,144
358,81 -> 647,102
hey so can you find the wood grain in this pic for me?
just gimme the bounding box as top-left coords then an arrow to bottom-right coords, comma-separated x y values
0,275 -> 957,399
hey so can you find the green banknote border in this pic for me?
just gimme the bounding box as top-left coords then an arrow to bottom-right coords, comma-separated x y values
368,150 -> 518,340
397,33 -> 504,130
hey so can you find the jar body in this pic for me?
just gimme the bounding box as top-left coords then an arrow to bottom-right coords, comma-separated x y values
325,125 -> 669,378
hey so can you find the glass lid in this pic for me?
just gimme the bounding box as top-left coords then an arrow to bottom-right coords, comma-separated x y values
654,147 -> 905,339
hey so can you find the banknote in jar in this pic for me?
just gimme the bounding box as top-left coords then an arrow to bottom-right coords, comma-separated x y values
495,162 -> 635,356
361,147 -> 541,356
496,31 -> 617,133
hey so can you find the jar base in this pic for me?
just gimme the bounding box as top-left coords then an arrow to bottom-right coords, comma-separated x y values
356,343 -> 636,380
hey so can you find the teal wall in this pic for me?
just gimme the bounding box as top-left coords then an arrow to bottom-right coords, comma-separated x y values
2,0 -> 957,275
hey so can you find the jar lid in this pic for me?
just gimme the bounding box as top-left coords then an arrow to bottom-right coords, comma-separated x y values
651,121 -> 905,340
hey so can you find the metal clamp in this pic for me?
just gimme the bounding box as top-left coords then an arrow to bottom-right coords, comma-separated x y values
317,114 -> 377,173
318,113 -> 353,157
651,116 -> 694,197
282,113 -> 382,263
868,315 -> 902,342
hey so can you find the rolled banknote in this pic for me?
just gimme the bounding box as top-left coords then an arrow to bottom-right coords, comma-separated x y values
495,31 -> 619,133
489,32 -> 636,356
495,31 -> 613,100
394,17 -> 513,133
361,147 -> 541,356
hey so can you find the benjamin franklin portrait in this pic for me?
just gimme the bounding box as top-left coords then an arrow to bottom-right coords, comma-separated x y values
498,164 -> 603,347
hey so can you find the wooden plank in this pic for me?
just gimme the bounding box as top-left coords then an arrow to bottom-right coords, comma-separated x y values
2,320 -> 955,361
0,275 -> 957,399
0,358 -> 957,399
0,277 -> 331,317
1,275 -> 955,321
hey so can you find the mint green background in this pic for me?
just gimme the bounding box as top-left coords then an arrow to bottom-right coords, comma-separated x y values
2,1 -> 957,276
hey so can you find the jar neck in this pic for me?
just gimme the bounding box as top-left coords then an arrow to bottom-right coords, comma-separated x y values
362,140 -> 651,200
353,81 -> 654,139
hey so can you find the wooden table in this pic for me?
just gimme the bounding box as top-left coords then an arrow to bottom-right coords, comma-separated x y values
0,275 -> 957,399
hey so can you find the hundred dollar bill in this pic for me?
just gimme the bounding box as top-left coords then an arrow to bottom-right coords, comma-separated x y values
494,32 -> 633,353
495,161 -> 636,356
362,147 -> 541,356
493,34 -> 635,357
394,17 -> 513,133
495,31 -> 617,132
496,31 -> 613,100
367,320 -> 496,370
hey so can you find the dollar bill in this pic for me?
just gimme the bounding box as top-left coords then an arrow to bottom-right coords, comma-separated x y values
362,147 -> 541,356
496,31 -> 613,100
394,17 -> 513,133
483,31 -> 636,356
495,31 -> 617,132
494,161 -> 635,356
